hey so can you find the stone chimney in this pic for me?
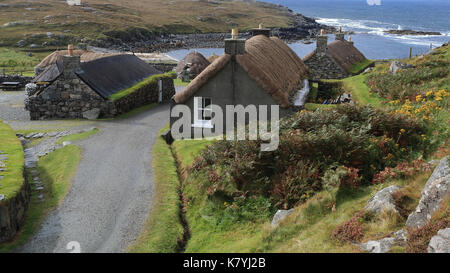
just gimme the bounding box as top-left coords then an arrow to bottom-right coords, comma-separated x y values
317,29 -> 328,54
225,29 -> 246,55
250,23 -> 271,37
62,44 -> 81,79
335,27 -> 345,41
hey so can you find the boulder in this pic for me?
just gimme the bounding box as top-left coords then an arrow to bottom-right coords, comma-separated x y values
428,228 -> 450,253
390,61 -> 415,74
406,156 -> 449,228
271,209 -> 294,227
365,185 -> 401,214
82,108 -> 100,120
360,238 -> 395,253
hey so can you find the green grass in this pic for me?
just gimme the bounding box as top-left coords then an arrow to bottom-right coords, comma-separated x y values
172,139 -> 216,172
128,125 -> 184,253
108,72 -> 174,101
304,103 -> 336,111
55,128 -> 99,145
348,59 -> 375,75
0,48 -> 40,75
173,78 -> 190,87
0,145 -> 81,252
0,0 -> 295,47
342,74 -> 384,107
0,120 -> 25,201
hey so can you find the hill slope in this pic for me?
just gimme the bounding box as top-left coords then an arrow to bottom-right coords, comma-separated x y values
0,0 -> 326,49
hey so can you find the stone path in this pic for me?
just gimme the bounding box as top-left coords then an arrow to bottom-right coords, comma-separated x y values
17,104 -> 169,253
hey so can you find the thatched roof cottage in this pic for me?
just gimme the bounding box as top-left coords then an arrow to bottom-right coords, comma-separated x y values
26,46 -> 175,120
175,51 -> 210,81
171,30 -> 310,137
303,30 -> 371,80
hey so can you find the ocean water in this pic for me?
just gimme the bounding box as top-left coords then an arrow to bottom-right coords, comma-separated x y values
168,0 -> 450,60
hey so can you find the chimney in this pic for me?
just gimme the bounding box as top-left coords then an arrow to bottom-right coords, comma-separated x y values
225,29 -> 246,55
335,27 -> 345,41
317,29 -> 328,54
63,44 -> 81,79
250,23 -> 271,37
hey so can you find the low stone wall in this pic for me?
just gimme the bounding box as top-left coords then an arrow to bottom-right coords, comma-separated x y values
25,75 -> 175,120
151,63 -> 177,73
0,75 -> 33,87
112,77 -> 175,115
0,172 -> 30,243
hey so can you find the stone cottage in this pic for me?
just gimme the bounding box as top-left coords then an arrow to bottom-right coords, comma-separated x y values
303,30 -> 369,80
170,30 -> 310,137
175,52 -> 210,81
26,48 -> 175,120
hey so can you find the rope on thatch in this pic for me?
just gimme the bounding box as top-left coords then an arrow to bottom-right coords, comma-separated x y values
175,52 -> 210,78
173,54 -> 231,104
236,36 -> 309,108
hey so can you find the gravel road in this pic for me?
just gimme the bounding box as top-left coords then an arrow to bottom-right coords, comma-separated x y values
16,104 -> 170,253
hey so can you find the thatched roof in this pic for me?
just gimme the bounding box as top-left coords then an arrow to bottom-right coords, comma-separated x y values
173,54 -> 231,104
173,35 -> 309,108
175,51 -> 210,78
36,50 -> 121,69
76,54 -> 161,99
303,40 -> 366,73
207,54 -> 220,63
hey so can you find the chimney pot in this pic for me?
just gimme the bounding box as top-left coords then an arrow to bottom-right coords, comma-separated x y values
320,29 -> 325,36
259,23 -> 264,30
68,44 -> 74,56
231,28 -> 239,39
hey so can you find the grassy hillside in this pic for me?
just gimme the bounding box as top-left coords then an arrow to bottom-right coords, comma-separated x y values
0,0 -> 297,47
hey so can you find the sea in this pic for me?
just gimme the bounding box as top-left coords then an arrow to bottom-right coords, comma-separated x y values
167,0 -> 450,60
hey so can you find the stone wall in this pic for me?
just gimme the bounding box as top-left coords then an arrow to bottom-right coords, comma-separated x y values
0,172 -> 30,243
25,75 -> 175,120
151,63 -> 177,73
304,53 -> 348,81
0,75 -> 33,87
25,77 -> 114,120
113,77 -> 175,115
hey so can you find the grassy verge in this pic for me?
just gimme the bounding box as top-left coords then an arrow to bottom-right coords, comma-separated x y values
0,119 -> 25,200
0,145 -> 81,252
55,128 -> 99,145
128,125 -> 184,253
348,59 -> 374,75
342,74 -> 384,107
109,72 -> 175,101
0,48 -> 40,75
173,78 -> 191,87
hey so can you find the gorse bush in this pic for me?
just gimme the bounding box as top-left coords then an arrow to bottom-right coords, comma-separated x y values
190,105 -> 434,209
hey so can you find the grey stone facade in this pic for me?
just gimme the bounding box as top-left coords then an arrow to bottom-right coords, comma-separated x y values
303,52 -> 348,81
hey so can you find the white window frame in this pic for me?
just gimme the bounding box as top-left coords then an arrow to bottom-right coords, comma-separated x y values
192,97 -> 213,129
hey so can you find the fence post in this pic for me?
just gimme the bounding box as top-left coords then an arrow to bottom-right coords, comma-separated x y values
409,47 -> 412,59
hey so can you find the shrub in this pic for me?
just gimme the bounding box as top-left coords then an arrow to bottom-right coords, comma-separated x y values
190,105 -> 434,209
372,159 -> 432,185
332,211 -> 365,244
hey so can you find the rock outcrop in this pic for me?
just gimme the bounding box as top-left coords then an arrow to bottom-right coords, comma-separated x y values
390,61 -> 415,74
406,157 -> 449,228
428,228 -> 450,253
365,185 -> 401,214
271,209 -> 294,227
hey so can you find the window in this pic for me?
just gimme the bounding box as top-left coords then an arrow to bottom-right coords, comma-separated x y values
193,97 -> 213,128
